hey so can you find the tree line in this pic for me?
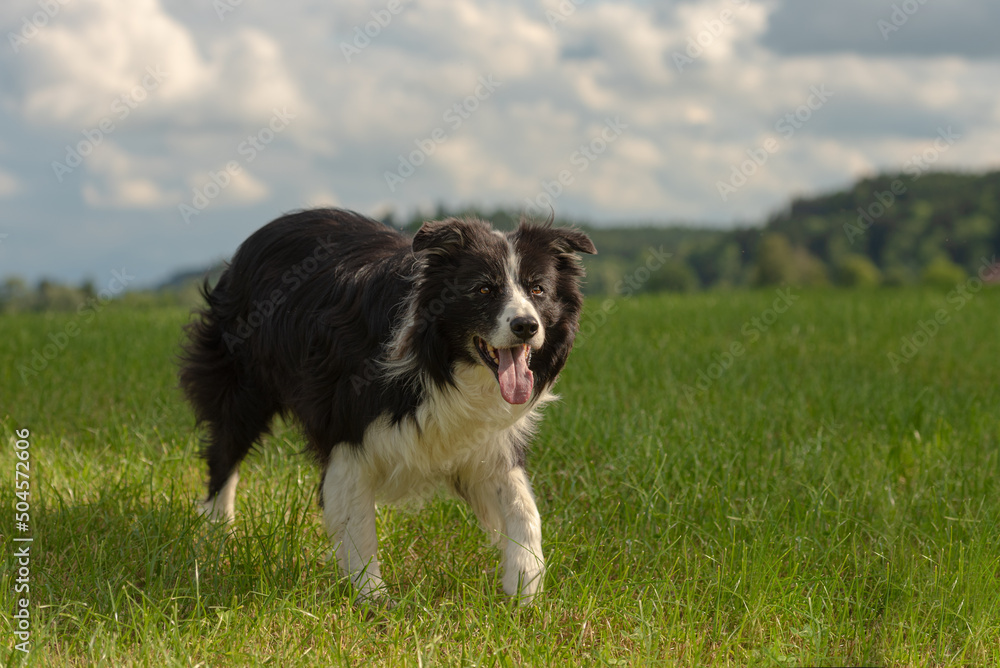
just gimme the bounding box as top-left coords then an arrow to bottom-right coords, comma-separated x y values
3,170 -> 999,312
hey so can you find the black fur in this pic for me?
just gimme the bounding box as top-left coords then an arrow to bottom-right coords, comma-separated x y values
179,208 -> 595,502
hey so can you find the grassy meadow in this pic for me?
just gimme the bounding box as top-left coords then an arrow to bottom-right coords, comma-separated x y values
1,287 -> 999,666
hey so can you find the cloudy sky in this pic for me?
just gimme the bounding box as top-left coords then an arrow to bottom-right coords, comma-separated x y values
1,0 -> 998,286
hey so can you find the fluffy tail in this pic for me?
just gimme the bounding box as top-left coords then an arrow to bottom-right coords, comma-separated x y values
179,275 -> 275,499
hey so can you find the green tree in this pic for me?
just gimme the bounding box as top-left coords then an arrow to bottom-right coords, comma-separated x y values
753,234 -> 828,287
834,254 -> 881,287
921,256 -> 966,289
1,276 -> 29,312
646,261 -> 699,292
753,234 -> 796,286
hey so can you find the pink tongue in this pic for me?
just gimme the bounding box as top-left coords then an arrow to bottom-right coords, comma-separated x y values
497,346 -> 533,404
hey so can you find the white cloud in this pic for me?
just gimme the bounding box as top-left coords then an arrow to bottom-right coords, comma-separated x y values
305,189 -> 342,209
672,0 -> 773,65
1,0 -> 1000,284
180,165 -> 271,209
8,0 -> 312,130
12,0 -> 206,126
79,142 -> 179,208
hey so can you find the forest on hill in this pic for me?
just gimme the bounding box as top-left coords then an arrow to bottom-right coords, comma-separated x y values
3,170 -> 999,311
396,170 -> 1000,295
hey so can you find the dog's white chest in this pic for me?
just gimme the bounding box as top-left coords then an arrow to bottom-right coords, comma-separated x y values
358,364 -> 550,501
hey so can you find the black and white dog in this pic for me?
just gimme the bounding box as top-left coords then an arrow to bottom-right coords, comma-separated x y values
179,208 -> 595,603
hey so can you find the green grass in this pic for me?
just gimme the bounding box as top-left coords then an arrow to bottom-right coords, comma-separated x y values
1,288 -> 998,666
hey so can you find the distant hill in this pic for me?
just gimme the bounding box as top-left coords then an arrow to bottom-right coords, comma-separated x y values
758,170 -> 1000,285
5,170 -> 999,313
157,263 -> 227,292
388,171 -> 1000,292
567,169 -> 1000,292
118,170 -> 1000,296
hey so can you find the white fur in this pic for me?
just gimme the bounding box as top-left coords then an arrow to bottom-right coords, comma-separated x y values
322,362 -> 554,603
322,447 -> 385,600
200,470 -> 239,523
494,241 -> 544,348
461,465 -> 545,599
381,289 -> 422,384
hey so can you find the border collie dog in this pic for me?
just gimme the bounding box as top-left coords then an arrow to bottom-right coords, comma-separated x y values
180,208 -> 595,603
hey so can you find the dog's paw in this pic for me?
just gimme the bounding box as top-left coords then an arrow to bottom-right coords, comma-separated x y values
503,563 -> 544,604
351,568 -> 388,600
198,498 -> 235,525
353,589 -> 396,611
350,575 -> 396,611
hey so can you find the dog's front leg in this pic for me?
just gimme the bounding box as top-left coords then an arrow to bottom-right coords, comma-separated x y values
464,466 -> 545,603
322,447 -> 384,602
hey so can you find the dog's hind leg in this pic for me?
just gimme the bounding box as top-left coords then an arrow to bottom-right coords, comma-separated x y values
322,446 -> 385,602
461,466 -> 545,604
180,300 -> 278,524
201,376 -> 279,523
201,469 -> 240,523
198,389 -> 275,523
184,363 -> 277,523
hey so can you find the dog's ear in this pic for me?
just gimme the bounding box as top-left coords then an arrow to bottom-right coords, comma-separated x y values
550,227 -> 596,256
516,215 -> 596,257
412,218 -> 472,255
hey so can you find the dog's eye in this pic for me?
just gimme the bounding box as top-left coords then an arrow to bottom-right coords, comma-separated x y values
479,286 -> 492,295
530,285 -> 544,296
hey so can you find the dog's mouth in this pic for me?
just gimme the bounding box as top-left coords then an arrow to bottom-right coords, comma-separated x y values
474,337 -> 534,405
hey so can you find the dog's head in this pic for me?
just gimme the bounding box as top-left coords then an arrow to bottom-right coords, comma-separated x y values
395,216 -> 596,404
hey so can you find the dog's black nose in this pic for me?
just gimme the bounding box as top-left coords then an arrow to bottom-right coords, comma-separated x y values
510,316 -> 539,340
